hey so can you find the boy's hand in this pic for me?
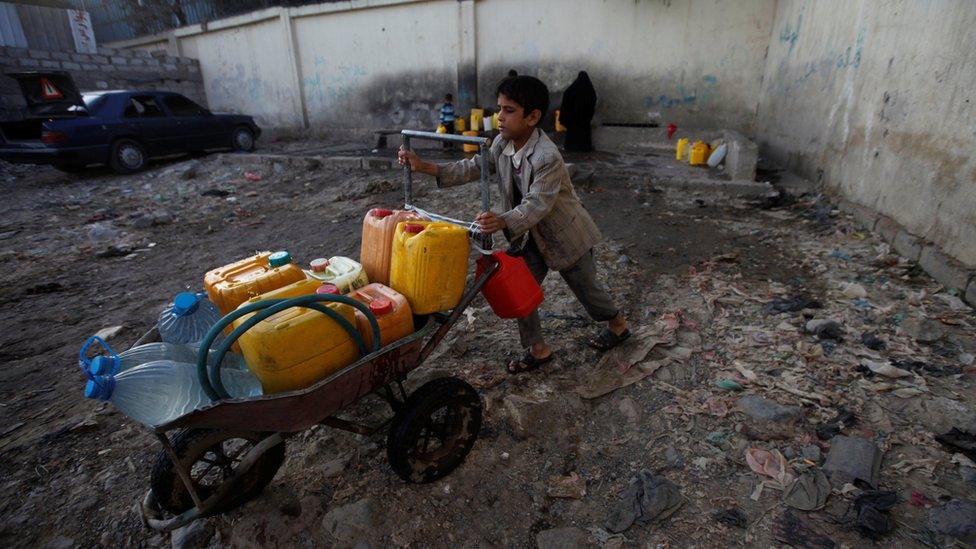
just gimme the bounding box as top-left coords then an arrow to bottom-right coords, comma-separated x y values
398,146 -> 435,175
475,211 -> 507,234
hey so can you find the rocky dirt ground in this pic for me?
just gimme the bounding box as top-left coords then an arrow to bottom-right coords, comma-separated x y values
0,142 -> 974,548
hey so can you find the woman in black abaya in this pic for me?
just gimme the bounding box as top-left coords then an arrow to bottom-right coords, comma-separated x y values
559,71 -> 597,152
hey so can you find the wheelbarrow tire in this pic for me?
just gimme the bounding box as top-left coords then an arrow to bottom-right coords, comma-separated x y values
387,377 -> 482,483
150,428 -> 286,516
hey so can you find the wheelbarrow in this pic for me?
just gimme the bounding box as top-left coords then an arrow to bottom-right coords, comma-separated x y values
77,130 -> 499,531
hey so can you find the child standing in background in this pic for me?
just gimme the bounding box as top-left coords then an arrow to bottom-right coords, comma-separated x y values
439,93 -> 456,148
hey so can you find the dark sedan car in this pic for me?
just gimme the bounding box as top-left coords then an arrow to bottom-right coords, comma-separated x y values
0,71 -> 261,173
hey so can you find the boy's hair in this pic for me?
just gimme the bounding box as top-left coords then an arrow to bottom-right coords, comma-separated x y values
444,93 -> 453,101
496,76 -> 549,120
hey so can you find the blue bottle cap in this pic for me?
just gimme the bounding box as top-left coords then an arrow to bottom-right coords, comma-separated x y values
268,251 -> 292,268
172,292 -> 200,317
84,376 -> 116,400
91,355 -> 121,376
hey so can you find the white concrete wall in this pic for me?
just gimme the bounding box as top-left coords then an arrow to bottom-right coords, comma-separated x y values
113,0 -> 777,131
178,12 -> 302,128
292,1 -> 458,129
755,0 -> 976,266
475,0 -> 776,129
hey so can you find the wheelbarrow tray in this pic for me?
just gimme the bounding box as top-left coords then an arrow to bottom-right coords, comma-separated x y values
154,319 -> 439,434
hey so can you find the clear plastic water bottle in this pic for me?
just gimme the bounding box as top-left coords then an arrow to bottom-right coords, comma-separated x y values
158,292 -> 224,347
90,342 -> 248,376
84,360 -> 263,427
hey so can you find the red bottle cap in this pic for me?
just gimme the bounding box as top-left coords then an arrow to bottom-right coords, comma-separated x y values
310,258 -> 330,272
369,298 -> 394,315
403,224 -> 424,234
316,283 -> 340,295
371,208 -> 393,218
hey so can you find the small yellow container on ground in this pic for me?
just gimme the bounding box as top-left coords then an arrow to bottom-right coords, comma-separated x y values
469,108 -> 484,131
675,138 -> 689,161
389,221 -> 470,314
454,118 -> 466,133
462,130 -> 479,153
689,140 -> 710,166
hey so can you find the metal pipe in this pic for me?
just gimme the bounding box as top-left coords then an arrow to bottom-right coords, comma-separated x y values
400,129 -> 488,145
402,135 -> 413,206
479,142 -> 490,212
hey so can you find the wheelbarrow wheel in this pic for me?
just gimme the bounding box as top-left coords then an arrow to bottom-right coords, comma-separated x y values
150,429 -> 286,516
387,377 -> 482,483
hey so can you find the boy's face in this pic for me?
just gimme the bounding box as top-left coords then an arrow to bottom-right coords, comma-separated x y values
496,93 -> 540,141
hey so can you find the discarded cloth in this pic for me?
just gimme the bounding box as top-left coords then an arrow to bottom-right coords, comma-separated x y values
838,490 -> 899,540
936,428 -> 976,461
773,510 -> 836,549
745,448 -> 795,488
763,296 -> 823,315
784,469 -> 830,511
712,508 -> 747,529
605,470 -> 683,533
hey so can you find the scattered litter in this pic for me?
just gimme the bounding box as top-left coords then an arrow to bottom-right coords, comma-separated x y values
605,470 -> 683,533
547,472 -> 586,499
935,428 -> 976,461
763,296 -> 823,315
859,360 -> 912,379
891,358 -> 960,378
841,282 -> 867,299
840,490 -> 899,540
200,188 -> 231,197
93,325 -> 124,341
860,333 -> 886,350
711,508 -> 747,529
822,436 -> 882,488
773,510 -> 836,548
909,491 -> 935,508
715,378 -> 744,392
745,448 -> 794,488
928,499 -> 976,544
816,409 -> 858,441
737,394 -> 803,424
783,469 -> 830,511
899,317 -> 945,343
244,171 -> 263,182
805,319 -> 843,341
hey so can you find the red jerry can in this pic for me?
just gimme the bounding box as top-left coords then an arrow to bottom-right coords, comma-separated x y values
476,251 -> 544,319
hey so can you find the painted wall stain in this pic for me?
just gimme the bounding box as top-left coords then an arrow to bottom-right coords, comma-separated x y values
778,7 -> 804,55
642,75 -> 718,108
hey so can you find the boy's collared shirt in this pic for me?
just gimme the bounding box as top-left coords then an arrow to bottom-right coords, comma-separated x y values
435,128 -> 601,271
502,137 -> 530,172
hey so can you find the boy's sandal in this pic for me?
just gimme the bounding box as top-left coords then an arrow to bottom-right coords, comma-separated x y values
588,328 -> 631,351
506,350 -> 554,375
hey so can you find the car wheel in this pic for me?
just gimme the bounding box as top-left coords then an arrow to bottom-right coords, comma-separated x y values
231,127 -> 256,152
109,138 -> 148,174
